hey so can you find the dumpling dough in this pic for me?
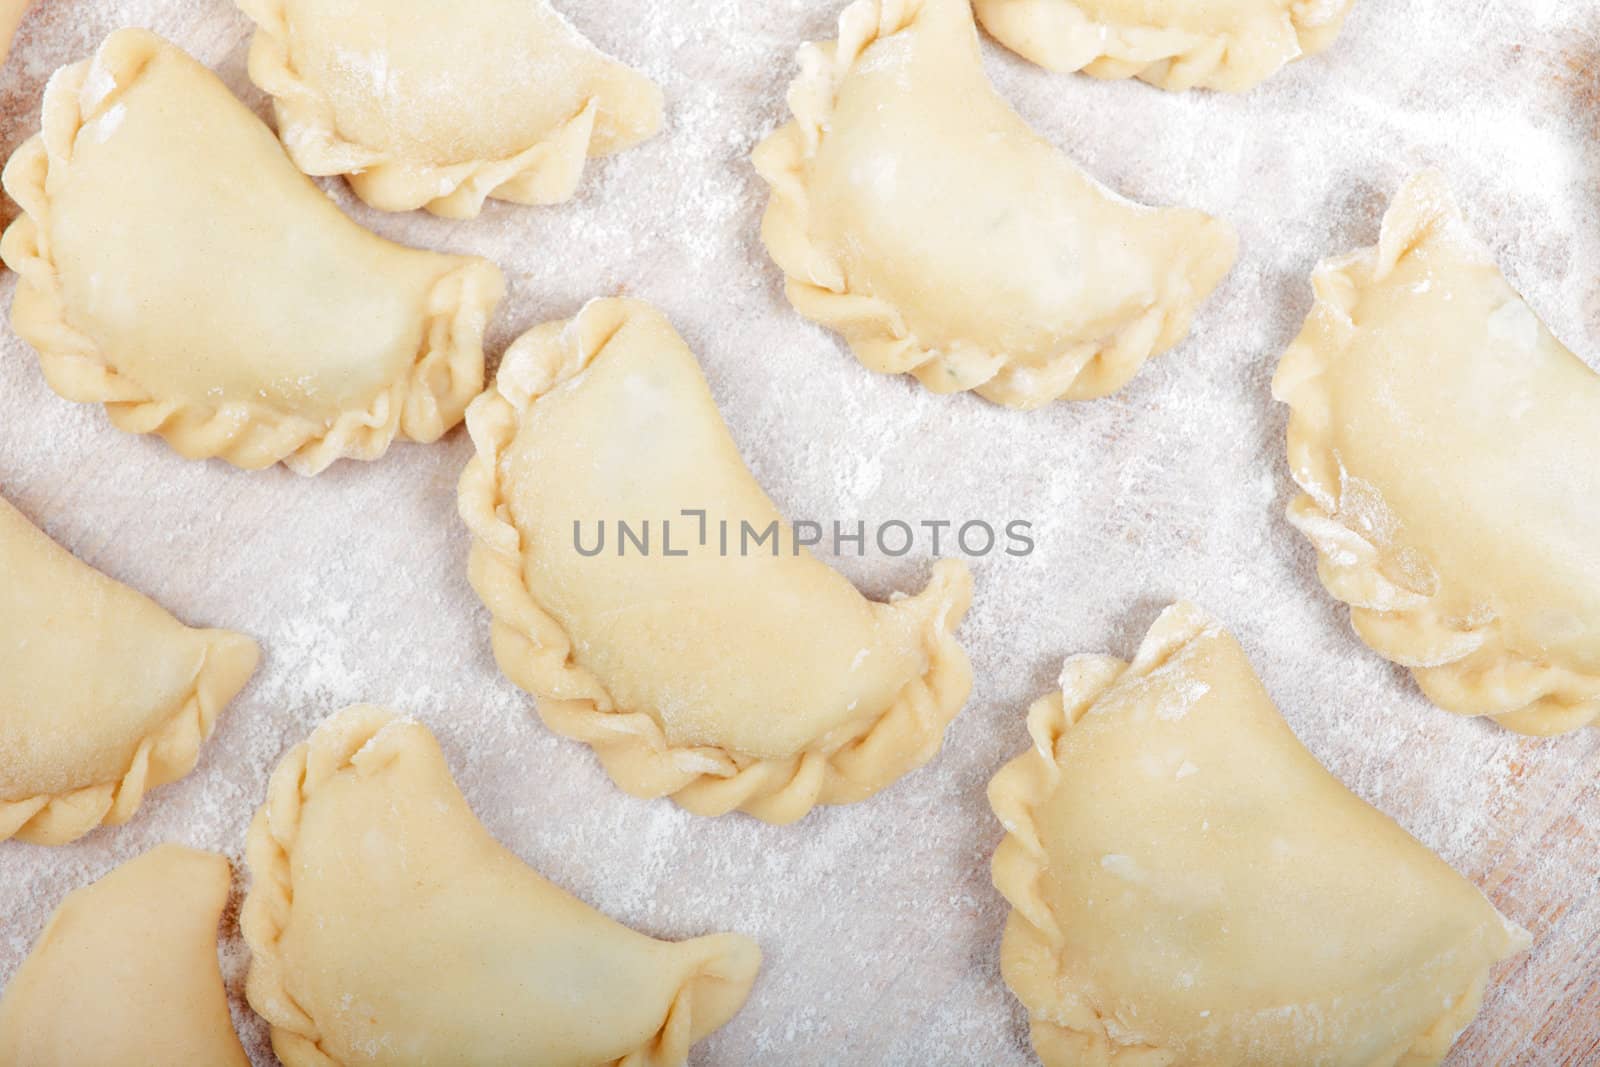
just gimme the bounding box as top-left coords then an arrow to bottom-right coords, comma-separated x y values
973,0 -> 1355,92
458,298 -> 973,822
752,0 -> 1237,409
0,494 -> 258,845
0,29 -> 505,475
989,602 -> 1529,1067
0,845 -> 250,1067
0,1 -> 30,65
1273,171 -> 1600,735
241,705 -> 761,1067
239,0 -> 664,217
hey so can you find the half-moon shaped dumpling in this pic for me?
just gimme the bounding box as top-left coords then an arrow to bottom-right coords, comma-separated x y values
0,494 -> 259,845
972,0 -> 1355,93
458,298 -> 973,822
1274,171 -> 1600,735
752,0 -> 1237,409
241,705 -> 761,1067
989,601 -> 1528,1067
0,845 -> 250,1067
0,29 -> 505,474
0,1 -> 31,66
239,0 -> 664,217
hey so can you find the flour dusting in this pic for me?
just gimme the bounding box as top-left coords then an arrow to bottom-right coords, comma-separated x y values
0,0 -> 1596,1063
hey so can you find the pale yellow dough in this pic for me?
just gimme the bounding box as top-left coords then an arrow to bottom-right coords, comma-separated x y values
0,30 -> 505,474
0,0 -> 30,65
989,602 -> 1529,1067
973,0 -> 1355,92
752,0 -> 1237,409
0,845 -> 250,1067
1274,172 -> 1600,735
242,705 -> 761,1067
0,494 -> 258,845
239,0 -> 664,217
458,298 -> 973,822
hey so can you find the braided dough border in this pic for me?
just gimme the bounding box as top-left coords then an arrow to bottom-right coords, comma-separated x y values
1272,171 -> 1600,735
0,30 -> 504,475
0,629 -> 258,846
987,602 -> 1504,1066
241,705 -> 761,1067
973,0 -> 1355,93
238,0 -> 663,218
751,0 -> 1237,409
458,298 -> 974,824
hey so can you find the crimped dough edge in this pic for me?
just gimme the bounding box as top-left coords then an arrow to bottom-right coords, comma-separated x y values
458,297 -> 974,824
0,629 -> 258,846
0,29 -> 504,475
237,0 -> 664,218
987,602 -> 1508,1066
240,705 -> 760,1067
750,0 -> 1237,410
972,0 -> 1355,93
1271,170 -> 1600,735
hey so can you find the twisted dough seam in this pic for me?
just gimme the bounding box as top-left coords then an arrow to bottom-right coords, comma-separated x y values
1272,171 -> 1600,735
458,298 -> 973,824
0,630 -> 258,845
240,705 -> 758,1067
0,31 -> 503,474
986,603 -> 1507,1065
238,0 -> 659,217
973,0 -> 1353,93
987,605 -> 1195,1066
751,0 -> 1234,408
615,928 -> 763,1067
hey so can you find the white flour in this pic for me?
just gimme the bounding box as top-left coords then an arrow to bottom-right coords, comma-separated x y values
1,0 -> 1597,1063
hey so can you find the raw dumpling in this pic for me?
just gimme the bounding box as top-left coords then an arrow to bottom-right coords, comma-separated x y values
989,602 -> 1528,1067
1274,171 -> 1600,735
0,30 -> 505,475
973,0 -> 1355,93
0,494 -> 258,845
239,0 -> 664,217
241,705 -> 761,1067
458,298 -> 973,822
0,0 -> 30,65
752,0 -> 1237,409
0,845 -> 250,1067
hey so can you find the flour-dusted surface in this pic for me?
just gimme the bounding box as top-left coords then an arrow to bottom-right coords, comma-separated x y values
0,1 -> 1597,1064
